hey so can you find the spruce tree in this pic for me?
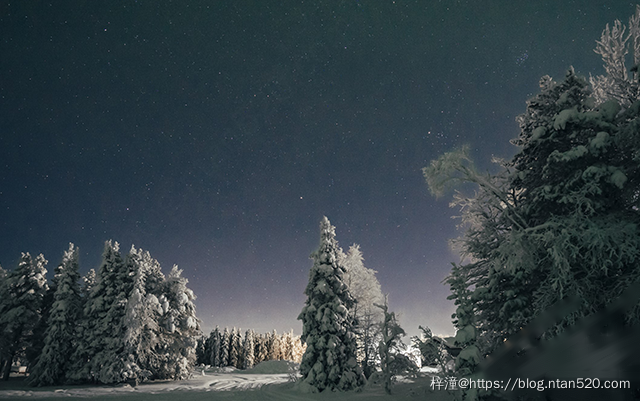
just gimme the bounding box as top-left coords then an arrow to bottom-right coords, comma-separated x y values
0,253 -> 48,380
220,328 -> 230,367
28,244 -> 82,386
268,329 -> 280,361
281,330 -> 294,361
157,265 -> 200,379
254,333 -> 268,364
122,246 -> 164,382
69,241 -> 133,383
228,327 -> 240,368
297,217 -> 364,392
210,326 -> 221,367
242,329 -> 255,369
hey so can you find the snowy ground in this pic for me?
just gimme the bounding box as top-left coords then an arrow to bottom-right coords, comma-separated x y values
0,362 -> 454,400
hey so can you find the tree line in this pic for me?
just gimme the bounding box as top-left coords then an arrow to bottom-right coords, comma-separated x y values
196,327 -> 306,369
0,241 -> 200,386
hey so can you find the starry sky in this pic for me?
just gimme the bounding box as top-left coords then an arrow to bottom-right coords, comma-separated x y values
1,1 -> 636,337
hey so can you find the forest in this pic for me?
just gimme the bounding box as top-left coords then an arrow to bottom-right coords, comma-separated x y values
1,5 -> 640,401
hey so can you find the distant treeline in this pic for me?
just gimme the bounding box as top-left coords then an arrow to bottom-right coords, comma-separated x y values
196,327 -> 305,369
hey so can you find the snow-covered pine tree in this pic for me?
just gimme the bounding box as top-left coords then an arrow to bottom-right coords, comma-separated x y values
228,327 -> 239,368
220,327 -> 230,367
195,335 -> 208,366
122,246 -> 165,382
297,217 -> 364,392
234,327 -> 244,368
210,326 -> 221,367
157,265 -> 200,379
242,329 -> 255,369
27,254 -> 56,373
28,243 -> 82,386
254,333 -> 268,364
340,244 -> 385,378
446,263 -> 480,400
281,330 -> 294,361
0,253 -> 48,381
268,329 -> 281,361
69,240 -> 133,383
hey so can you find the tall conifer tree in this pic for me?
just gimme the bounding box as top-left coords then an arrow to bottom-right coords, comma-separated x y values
0,253 -> 48,380
29,244 -> 82,386
297,217 -> 364,392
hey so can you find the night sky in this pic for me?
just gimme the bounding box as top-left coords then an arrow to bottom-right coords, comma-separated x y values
1,1 -> 636,337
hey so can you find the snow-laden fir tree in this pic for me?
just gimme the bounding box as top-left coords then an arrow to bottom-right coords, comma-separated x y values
209,326 -> 221,367
220,327 -> 230,367
27,256 -> 57,373
0,253 -> 48,381
235,327 -> 244,367
28,244 -> 82,386
340,244 -> 384,378
228,327 -> 240,368
254,333 -> 268,364
156,265 -> 200,379
195,335 -> 208,366
122,246 -> 165,382
268,329 -> 282,361
446,263 -> 480,401
297,216 -> 365,392
281,330 -> 294,361
69,241 -> 133,384
242,329 -> 255,369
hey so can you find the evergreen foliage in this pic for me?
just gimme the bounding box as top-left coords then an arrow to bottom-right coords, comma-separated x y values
241,329 -> 255,369
122,246 -> 165,382
70,241 -> 132,383
156,265 -> 200,380
81,269 -> 96,297
423,7 -> 640,387
210,326 -> 221,367
254,333 -> 268,364
228,327 -> 240,368
0,253 -> 48,380
28,244 -> 82,386
297,217 -> 364,392
220,327 -> 230,367
0,241 -> 201,385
